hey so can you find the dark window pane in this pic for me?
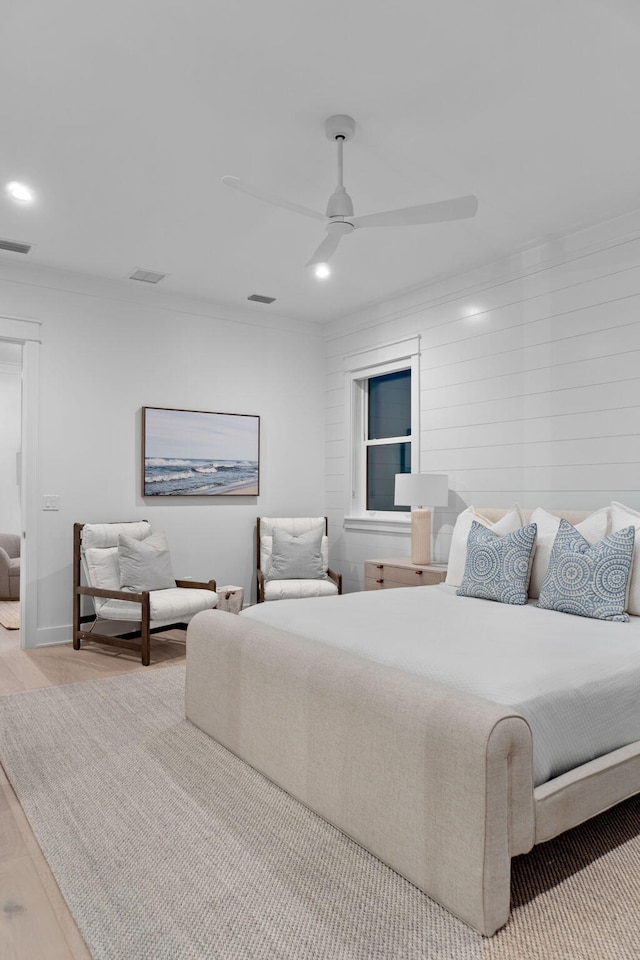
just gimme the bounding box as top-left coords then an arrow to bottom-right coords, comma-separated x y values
367,443 -> 411,511
368,369 -> 411,440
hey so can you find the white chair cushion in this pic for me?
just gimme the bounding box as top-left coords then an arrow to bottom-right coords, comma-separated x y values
260,517 -> 326,538
82,523 -> 153,615
260,518 -> 329,577
263,579 -> 338,601
82,546 -> 120,614
82,521 -> 151,550
98,587 -> 218,622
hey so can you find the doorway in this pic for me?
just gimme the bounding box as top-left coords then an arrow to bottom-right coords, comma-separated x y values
0,315 -> 41,650
0,341 -> 22,644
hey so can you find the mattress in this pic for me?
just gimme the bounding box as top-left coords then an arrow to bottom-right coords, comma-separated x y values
241,584 -> 640,786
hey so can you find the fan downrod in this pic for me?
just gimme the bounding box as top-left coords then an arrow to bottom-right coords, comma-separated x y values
325,115 -> 356,142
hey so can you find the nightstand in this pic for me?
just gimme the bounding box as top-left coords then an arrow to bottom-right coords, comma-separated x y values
364,558 -> 447,591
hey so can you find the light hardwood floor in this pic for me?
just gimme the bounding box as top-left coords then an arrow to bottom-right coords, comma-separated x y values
0,619 -> 187,960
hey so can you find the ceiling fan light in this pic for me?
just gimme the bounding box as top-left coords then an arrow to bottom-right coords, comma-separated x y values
314,263 -> 331,279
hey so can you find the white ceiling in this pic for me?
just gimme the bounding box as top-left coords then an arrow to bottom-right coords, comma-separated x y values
2,0 -> 640,323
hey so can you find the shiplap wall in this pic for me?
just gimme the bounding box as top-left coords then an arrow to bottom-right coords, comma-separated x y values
324,212 -> 640,593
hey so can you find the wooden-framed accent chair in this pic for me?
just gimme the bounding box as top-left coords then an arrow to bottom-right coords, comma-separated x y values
256,516 -> 342,603
73,521 -> 218,665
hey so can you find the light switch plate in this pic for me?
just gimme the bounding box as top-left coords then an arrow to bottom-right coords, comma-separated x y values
43,494 -> 59,511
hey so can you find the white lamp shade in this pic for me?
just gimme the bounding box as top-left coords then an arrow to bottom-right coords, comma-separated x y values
394,473 -> 448,508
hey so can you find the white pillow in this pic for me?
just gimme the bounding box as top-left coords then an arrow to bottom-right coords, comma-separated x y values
266,526 -> 326,581
445,505 -> 524,587
118,531 -> 176,592
262,535 -> 329,576
528,507 -> 609,599
610,502 -> 640,615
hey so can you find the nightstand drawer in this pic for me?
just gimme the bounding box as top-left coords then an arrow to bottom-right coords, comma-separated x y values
385,565 -> 437,587
364,560 -> 447,590
364,577 -> 385,590
364,562 -> 386,581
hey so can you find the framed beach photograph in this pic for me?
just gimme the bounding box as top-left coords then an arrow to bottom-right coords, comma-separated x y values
142,406 -> 260,496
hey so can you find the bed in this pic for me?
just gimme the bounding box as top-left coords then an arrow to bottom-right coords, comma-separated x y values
184,507 -> 640,936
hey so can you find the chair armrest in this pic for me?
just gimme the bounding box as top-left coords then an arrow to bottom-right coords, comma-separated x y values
257,569 -> 265,603
327,568 -> 342,594
176,579 -> 217,591
76,585 -> 146,602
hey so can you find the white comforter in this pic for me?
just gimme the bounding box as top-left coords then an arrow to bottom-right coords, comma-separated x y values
241,584 -> 640,786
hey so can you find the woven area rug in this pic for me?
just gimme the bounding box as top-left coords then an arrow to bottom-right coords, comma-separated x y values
0,667 -> 639,960
0,599 -> 19,629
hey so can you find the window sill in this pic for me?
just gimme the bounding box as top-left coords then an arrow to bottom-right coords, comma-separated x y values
344,515 -> 411,534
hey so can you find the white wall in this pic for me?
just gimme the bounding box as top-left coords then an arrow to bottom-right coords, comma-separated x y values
325,211 -> 640,593
0,344 -> 22,534
0,263 -> 325,645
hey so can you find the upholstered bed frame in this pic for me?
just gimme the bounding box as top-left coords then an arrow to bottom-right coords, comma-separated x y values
185,508 -> 640,936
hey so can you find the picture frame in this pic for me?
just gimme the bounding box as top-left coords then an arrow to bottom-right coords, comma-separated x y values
142,406 -> 260,496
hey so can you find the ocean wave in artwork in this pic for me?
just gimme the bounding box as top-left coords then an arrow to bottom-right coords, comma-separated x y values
144,458 -> 258,495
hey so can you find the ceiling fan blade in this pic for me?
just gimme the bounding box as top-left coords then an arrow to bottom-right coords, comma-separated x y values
352,194 -> 478,229
221,175 -> 326,222
305,231 -> 342,266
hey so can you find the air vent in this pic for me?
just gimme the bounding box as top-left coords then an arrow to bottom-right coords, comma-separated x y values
0,237 -> 31,254
129,269 -> 167,284
247,293 -> 276,304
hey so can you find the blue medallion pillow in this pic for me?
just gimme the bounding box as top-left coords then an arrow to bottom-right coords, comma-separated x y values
537,520 -> 635,622
456,521 -> 537,605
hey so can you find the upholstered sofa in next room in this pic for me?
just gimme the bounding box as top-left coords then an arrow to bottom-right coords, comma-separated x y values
0,533 -> 20,600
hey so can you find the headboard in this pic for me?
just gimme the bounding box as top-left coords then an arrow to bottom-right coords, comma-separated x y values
478,508 -> 592,526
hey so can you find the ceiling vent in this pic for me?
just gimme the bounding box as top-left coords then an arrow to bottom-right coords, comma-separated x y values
129,269 -> 167,284
0,237 -> 31,254
247,293 -> 276,304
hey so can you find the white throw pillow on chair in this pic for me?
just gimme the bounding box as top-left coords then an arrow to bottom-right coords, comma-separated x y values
266,527 -> 326,581
118,531 -> 176,592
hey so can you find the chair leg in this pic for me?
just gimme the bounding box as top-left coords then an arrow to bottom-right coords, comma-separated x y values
141,593 -> 151,666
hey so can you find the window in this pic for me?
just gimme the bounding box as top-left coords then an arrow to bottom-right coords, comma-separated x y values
345,338 -> 420,522
365,369 -> 411,511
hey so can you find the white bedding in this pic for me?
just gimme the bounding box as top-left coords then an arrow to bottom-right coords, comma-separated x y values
241,584 -> 640,786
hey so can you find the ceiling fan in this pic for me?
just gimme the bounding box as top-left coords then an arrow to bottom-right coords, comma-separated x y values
222,115 -> 478,268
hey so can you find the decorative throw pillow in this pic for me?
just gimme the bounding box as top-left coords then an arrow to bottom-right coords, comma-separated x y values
456,521 -> 537,605
528,506 -> 609,599
266,526 -> 326,581
445,505 -> 524,587
537,520 -> 635,622
118,531 -> 175,592
261,534 -> 329,576
610,502 -> 640,616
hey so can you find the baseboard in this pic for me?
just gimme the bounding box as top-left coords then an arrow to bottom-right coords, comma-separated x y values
31,624 -> 74,648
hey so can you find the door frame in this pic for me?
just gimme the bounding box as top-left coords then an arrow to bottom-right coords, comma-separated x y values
0,315 -> 41,649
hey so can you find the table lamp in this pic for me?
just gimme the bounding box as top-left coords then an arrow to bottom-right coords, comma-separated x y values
394,473 -> 449,565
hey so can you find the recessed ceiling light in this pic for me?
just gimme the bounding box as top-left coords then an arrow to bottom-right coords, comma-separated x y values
6,181 -> 34,203
314,263 -> 331,280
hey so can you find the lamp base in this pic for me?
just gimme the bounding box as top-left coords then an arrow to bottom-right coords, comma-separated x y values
410,509 -> 432,565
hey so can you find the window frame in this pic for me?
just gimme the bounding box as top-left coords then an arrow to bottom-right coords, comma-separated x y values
345,344 -> 420,526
